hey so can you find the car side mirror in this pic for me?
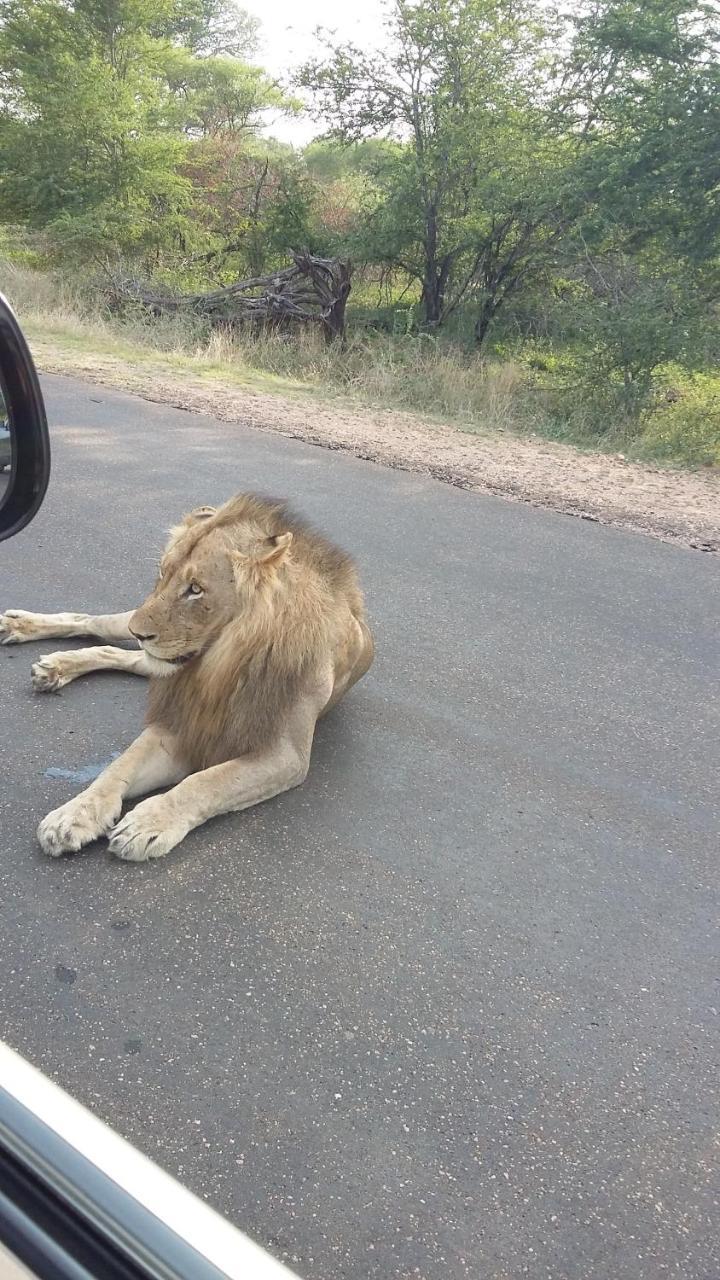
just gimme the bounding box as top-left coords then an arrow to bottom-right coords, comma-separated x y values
0,291 -> 51,542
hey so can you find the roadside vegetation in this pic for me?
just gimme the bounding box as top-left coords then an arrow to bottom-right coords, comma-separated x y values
0,0 -> 718,467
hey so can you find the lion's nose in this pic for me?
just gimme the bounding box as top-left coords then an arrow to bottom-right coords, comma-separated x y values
129,624 -> 158,643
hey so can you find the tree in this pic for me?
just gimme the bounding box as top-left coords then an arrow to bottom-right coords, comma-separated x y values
547,0 -> 720,405
0,0 -> 273,265
162,46 -> 288,138
182,138 -> 315,279
560,0 -> 720,268
303,140 -> 394,260
299,0 -> 570,338
163,0 -> 260,59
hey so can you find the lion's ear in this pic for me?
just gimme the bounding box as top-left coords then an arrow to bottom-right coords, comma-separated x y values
185,506 -> 216,524
231,533 -> 292,589
258,532 -> 293,566
162,507 -> 217,561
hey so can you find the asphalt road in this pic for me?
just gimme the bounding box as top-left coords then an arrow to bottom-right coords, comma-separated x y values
2,374 -> 718,1280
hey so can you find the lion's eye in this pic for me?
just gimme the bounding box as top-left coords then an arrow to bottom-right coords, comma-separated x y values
185,582 -> 203,598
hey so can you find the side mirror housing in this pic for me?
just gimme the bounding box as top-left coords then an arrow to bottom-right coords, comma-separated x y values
0,291 -> 51,543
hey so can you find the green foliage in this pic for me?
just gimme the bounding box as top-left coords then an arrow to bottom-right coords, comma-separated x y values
639,374 -> 720,466
164,0 -> 260,58
162,46 -> 289,136
0,0 -> 287,265
546,255 -> 706,418
298,0 -> 719,395
304,138 -> 397,182
299,0 -> 566,333
179,137 -> 315,281
561,0 -> 720,266
0,0 -> 717,466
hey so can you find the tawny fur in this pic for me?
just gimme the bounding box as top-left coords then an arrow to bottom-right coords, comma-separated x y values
0,492 -> 374,862
146,495 -> 370,769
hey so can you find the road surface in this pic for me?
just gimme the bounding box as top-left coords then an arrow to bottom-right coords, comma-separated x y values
2,374 -> 718,1279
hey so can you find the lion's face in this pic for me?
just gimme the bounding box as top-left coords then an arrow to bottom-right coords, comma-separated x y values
129,507 -> 294,671
129,528 -> 240,668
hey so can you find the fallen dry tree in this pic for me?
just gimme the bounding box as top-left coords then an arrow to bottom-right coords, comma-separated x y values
106,250 -> 352,342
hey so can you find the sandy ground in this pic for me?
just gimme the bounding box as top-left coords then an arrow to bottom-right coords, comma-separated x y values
32,339 -> 720,552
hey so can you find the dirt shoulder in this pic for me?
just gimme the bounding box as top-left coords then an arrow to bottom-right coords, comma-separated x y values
33,338 -> 720,553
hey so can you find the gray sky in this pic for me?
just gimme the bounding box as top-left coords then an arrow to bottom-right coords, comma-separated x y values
243,0 -> 388,145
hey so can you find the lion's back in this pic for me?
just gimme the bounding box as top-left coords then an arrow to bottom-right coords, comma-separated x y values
252,497 -> 366,620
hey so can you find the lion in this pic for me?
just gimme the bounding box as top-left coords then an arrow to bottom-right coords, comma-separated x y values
0,493 -> 374,862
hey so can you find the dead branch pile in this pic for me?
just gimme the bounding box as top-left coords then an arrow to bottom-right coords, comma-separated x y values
106,250 -> 352,342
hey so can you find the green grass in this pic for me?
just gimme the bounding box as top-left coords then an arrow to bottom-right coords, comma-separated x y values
633,373 -> 720,467
2,258 -> 718,467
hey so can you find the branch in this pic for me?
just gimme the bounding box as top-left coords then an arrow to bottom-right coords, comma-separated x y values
106,250 -> 353,341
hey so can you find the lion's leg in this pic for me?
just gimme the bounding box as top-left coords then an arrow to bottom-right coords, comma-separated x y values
109,741 -> 310,863
321,617 -> 375,716
37,727 -> 187,858
0,610 -> 134,645
31,645 -> 155,693
108,683 -> 330,863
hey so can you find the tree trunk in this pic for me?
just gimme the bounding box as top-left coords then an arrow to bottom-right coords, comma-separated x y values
322,276 -> 351,344
474,295 -> 496,348
421,207 -> 444,328
421,274 -> 444,327
107,251 -> 352,343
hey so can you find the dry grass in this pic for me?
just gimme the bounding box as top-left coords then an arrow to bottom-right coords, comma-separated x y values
2,258 -> 718,467
6,255 -> 719,550
0,258 -> 543,435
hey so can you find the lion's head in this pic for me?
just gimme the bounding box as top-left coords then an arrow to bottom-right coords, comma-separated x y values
129,499 -> 293,673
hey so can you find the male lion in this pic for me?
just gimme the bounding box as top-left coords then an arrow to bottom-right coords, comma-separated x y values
1,493 -> 374,862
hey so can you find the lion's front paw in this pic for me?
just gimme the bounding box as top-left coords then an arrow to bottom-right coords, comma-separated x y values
1,610 -> 42,645
109,798 -> 188,863
38,792 -> 121,857
32,654 -> 72,692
